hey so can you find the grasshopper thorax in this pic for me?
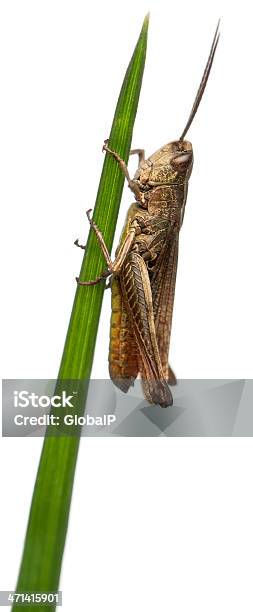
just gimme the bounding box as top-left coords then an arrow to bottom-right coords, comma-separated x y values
134,140 -> 193,189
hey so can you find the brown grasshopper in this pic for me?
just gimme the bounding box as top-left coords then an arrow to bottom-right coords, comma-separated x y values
76,23 -> 220,407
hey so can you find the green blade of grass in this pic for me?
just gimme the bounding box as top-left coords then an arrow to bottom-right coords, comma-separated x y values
12,14 -> 149,612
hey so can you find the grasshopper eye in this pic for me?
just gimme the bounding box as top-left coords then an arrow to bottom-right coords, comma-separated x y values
171,152 -> 192,171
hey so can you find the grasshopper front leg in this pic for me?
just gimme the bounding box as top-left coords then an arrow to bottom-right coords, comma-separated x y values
76,209 -> 139,286
129,148 -> 145,168
102,141 -> 145,204
103,139 -> 145,167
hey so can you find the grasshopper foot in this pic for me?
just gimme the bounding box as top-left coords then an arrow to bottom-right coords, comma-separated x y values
76,270 -> 111,286
74,239 -> 86,250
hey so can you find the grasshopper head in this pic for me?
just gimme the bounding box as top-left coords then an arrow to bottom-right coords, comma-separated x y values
134,21 -> 219,191
135,140 -> 193,187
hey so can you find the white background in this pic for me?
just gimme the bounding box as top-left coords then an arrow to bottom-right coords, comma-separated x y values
1,0 -> 253,610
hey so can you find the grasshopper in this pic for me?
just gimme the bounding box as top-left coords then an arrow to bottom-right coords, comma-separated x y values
76,23 -> 220,407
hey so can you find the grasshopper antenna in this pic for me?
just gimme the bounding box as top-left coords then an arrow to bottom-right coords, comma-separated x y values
179,20 -> 220,141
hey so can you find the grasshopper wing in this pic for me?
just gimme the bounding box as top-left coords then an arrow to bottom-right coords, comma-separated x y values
120,252 -> 173,407
151,237 -> 179,384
